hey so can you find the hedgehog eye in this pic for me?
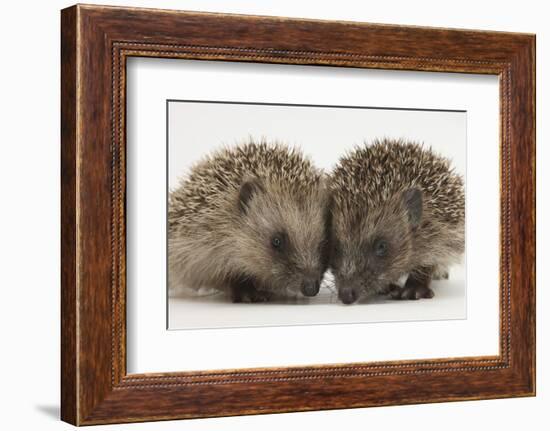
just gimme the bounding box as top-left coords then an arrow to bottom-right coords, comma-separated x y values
373,239 -> 389,257
271,235 -> 283,250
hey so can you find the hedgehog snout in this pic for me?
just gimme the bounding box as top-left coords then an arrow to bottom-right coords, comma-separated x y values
301,277 -> 321,297
338,286 -> 359,305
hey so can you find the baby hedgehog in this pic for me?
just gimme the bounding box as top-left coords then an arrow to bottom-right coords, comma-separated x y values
328,138 -> 465,304
168,140 -> 330,303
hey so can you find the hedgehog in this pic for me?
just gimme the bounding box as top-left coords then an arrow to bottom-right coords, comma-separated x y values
168,140 -> 330,303
327,138 -> 465,305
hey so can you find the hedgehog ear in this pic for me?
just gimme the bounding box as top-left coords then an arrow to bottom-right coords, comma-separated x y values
402,188 -> 423,228
239,179 -> 264,214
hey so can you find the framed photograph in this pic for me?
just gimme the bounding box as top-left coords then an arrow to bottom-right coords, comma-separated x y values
61,4 -> 535,425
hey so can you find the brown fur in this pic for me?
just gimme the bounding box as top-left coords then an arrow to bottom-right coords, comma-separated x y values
168,139 -> 330,302
328,139 -> 465,304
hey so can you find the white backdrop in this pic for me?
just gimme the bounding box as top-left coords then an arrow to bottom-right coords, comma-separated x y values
168,100 -> 467,189
0,1 -> 547,430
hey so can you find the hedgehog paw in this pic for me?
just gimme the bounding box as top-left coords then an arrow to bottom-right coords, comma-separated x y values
388,282 -> 434,300
232,287 -> 273,303
380,284 -> 401,298
400,284 -> 434,300
245,290 -> 273,303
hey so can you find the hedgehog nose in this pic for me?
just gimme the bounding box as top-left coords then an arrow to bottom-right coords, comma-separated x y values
338,287 -> 358,305
301,278 -> 320,297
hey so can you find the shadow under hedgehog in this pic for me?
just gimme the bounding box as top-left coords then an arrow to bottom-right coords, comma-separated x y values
328,138 -> 465,305
168,140 -> 331,303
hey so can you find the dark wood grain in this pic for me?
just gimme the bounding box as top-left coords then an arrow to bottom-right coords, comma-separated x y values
60,4 -> 535,425
60,5 -> 77,425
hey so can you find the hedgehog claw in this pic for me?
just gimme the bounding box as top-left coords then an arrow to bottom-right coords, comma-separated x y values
387,282 -> 434,300
402,284 -> 434,300
232,288 -> 273,303
385,284 -> 404,299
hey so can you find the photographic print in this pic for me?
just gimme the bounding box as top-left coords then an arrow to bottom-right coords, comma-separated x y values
167,101 -> 466,330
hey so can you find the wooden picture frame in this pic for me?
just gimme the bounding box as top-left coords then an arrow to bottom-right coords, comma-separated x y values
61,4 -> 535,425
